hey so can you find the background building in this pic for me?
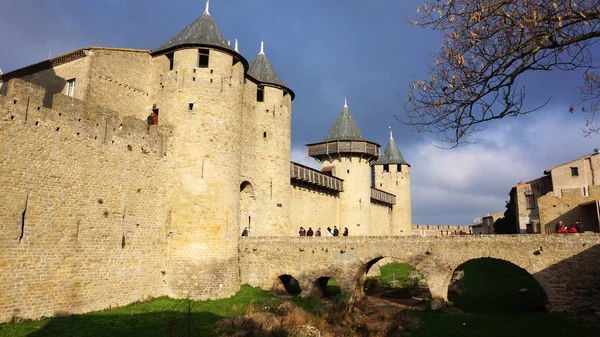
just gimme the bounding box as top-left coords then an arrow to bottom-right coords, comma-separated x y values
509,151 -> 600,233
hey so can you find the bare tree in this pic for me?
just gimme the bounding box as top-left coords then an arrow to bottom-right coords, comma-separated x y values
403,0 -> 600,147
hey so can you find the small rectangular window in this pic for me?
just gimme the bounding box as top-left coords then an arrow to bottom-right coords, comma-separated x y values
67,78 -> 76,97
263,131 -> 267,138
571,167 -> 579,176
383,164 -> 389,173
166,53 -> 174,70
525,192 -> 536,210
188,103 -> 194,110
397,164 -> 402,172
257,85 -> 264,102
198,49 -> 209,68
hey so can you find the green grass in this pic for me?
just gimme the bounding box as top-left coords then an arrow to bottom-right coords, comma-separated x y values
323,278 -> 341,297
0,285 -> 281,337
372,262 -> 416,287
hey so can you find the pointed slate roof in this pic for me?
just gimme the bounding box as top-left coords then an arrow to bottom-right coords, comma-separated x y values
153,11 -> 234,54
324,100 -> 365,141
247,42 -> 295,99
248,43 -> 287,87
374,132 -> 409,165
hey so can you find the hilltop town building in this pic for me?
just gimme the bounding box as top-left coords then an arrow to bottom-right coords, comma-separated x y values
510,151 -> 600,234
0,3 -> 412,321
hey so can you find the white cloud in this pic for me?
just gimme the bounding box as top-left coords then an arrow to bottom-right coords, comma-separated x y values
291,147 -> 320,169
407,108 -> 600,224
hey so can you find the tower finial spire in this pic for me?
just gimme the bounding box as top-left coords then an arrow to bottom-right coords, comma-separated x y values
344,98 -> 348,108
205,0 -> 210,14
235,38 -> 239,52
389,126 -> 393,139
259,41 -> 264,55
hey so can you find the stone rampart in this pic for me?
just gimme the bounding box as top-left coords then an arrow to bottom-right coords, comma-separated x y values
0,81 -> 171,322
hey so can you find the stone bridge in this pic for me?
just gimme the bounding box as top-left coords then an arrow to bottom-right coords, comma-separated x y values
239,235 -> 600,312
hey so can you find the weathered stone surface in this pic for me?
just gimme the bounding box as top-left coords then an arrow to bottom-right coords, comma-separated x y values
240,235 -> 600,313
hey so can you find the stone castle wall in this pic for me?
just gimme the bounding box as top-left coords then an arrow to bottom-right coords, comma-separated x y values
290,181 -> 339,235
86,48 -> 152,119
0,79 -> 171,322
369,202 -> 392,236
240,80 -> 293,236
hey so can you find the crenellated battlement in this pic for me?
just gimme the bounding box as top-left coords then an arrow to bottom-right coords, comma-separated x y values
0,78 -> 170,158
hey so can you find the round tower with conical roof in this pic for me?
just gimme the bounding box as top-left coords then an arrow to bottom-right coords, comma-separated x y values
240,42 -> 294,235
307,100 -> 380,236
372,129 -> 412,236
149,1 -> 248,300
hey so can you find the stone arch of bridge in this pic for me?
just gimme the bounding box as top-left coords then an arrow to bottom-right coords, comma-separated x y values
440,253 -> 551,310
354,248 -> 552,310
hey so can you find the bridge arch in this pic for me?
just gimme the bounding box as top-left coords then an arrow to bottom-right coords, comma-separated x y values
238,235 -> 600,313
446,257 -> 548,312
355,247 -> 554,310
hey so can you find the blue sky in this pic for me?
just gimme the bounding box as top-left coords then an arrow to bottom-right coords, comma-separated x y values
2,0 -> 599,224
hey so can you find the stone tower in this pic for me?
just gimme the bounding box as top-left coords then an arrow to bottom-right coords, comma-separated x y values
150,2 -> 247,299
372,129 -> 412,235
242,42 -> 294,236
307,100 -> 380,235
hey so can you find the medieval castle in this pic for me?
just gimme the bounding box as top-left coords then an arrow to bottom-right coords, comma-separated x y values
0,3 -> 412,320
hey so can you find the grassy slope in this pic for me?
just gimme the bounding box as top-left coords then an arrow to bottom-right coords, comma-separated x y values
0,286 -> 279,337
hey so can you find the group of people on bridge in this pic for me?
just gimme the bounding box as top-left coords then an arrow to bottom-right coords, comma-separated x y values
555,220 -> 584,234
299,226 -> 348,237
239,226 -> 349,237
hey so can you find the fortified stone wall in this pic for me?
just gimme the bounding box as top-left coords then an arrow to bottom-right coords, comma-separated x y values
86,48 -> 152,119
240,79 -> 293,236
369,202 -> 392,236
239,235 -> 600,313
0,80 -> 171,322
290,182 -> 339,234
12,51 -> 91,108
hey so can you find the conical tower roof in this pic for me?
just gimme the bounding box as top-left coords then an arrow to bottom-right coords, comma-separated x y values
324,100 -> 364,141
374,130 -> 409,165
248,42 -> 294,99
153,2 -> 234,54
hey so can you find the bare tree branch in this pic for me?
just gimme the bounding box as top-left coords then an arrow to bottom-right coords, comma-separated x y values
402,0 -> 600,147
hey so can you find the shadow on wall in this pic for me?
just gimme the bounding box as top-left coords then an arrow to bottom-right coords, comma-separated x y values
533,241 -> 600,312
2,67 -> 67,108
543,204 -> 600,234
